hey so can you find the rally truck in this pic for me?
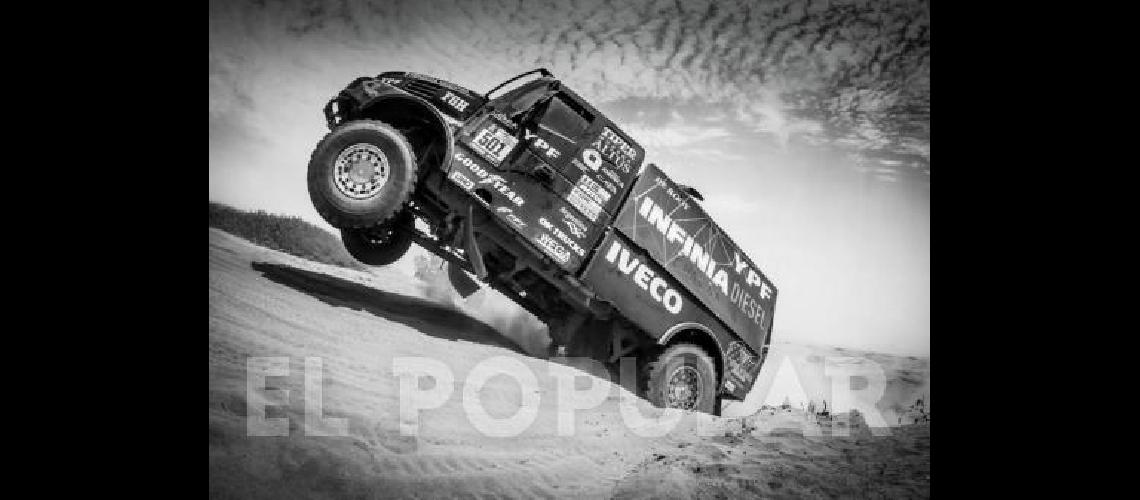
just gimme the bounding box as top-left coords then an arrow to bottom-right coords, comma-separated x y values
307,69 -> 778,414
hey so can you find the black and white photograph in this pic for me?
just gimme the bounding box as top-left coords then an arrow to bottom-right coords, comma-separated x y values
209,0 -> 929,497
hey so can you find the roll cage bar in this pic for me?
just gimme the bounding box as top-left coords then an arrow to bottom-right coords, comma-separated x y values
484,68 -> 554,100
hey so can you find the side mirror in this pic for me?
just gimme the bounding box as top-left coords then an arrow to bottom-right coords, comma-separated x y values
678,184 -> 704,201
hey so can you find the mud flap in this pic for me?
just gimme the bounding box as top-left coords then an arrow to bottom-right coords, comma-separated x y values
447,261 -> 480,298
463,204 -> 488,280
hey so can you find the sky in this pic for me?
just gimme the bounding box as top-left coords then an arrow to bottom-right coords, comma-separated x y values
209,0 -> 930,356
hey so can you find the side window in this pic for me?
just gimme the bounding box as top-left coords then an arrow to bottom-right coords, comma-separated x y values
538,95 -> 592,139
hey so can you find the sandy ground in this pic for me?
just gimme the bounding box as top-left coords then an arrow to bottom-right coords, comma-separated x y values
209,228 -> 929,499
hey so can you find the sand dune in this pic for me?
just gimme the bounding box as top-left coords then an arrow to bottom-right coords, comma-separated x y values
209,228 -> 929,498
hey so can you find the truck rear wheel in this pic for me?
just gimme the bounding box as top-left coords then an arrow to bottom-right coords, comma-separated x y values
341,211 -> 414,266
645,343 -> 718,414
308,120 -> 418,229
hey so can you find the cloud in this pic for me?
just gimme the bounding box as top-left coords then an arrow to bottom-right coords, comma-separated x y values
621,110 -> 732,150
211,0 -> 929,173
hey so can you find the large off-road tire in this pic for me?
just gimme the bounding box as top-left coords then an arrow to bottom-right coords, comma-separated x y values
308,120 -> 418,229
340,211 -> 414,266
645,343 -> 718,414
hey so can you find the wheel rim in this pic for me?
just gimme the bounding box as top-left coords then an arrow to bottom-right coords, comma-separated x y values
666,365 -> 702,410
333,143 -> 390,199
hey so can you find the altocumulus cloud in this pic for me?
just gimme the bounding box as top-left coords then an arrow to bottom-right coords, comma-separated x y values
210,0 -> 929,177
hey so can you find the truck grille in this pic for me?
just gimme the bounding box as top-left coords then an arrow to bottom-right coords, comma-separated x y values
402,79 -> 443,102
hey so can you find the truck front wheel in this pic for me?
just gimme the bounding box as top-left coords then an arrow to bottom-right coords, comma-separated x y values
308,120 -> 418,229
645,343 -> 718,414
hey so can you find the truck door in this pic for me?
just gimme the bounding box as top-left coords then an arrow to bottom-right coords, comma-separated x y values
446,83 -> 644,275
513,88 -> 646,273
527,89 -> 643,227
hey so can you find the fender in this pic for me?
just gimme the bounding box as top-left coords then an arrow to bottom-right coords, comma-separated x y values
355,88 -> 457,175
658,321 -> 724,388
658,321 -> 723,354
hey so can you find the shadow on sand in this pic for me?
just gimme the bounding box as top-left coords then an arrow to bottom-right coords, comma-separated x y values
251,261 -> 528,356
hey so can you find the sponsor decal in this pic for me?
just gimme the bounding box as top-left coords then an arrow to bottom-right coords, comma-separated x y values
599,166 -> 624,190
598,176 -> 618,195
538,217 -> 585,257
603,239 -> 683,314
441,91 -> 469,112
536,233 -> 570,264
579,148 -> 604,171
379,77 -> 403,86
570,152 -> 618,199
452,151 -> 526,206
522,129 -> 562,159
725,341 -> 759,386
636,184 -> 773,326
567,182 -> 603,222
592,127 -> 638,174
573,173 -> 611,206
448,170 -> 474,191
558,207 -> 588,239
478,174 -> 526,207
495,206 -> 527,229
470,124 -> 518,164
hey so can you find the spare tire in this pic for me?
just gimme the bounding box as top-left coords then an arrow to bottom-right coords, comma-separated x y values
308,120 -> 418,229
341,211 -> 414,266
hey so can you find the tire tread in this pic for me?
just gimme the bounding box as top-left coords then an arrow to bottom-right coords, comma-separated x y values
307,120 -> 419,230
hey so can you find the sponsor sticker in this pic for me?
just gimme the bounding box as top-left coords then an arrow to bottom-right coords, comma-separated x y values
470,124 -> 518,164
452,151 -> 526,206
593,127 -> 638,174
495,206 -> 527,229
478,174 -> 526,207
598,176 -> 618,195
558,207 -> 588,239
536,233 -> 570,264
635,192 -> 772,323
538,217 -> 585,257
449,170 -> 474,191
603,238 -> 683,314
524,129 -> 562,159
579,148 -> 603,171
567,185 -> 602,222
600,166 -> 624,190
441,91 -> 469,112
574,173 -> 611,205
725,341 -> 758,385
